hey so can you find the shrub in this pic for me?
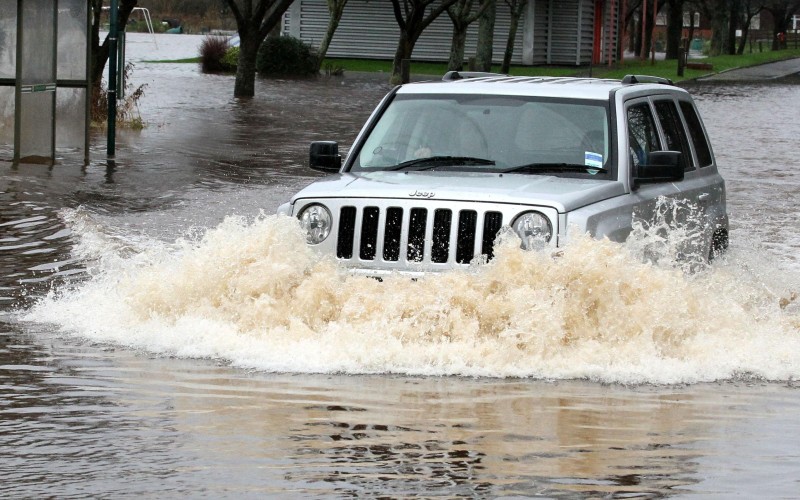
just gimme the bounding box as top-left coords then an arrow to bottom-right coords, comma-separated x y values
256,35 -> 319,77
199,35 -> 229,73
91,62 -> 147,130
221,46 -> 239,72
323,62 -> 345,77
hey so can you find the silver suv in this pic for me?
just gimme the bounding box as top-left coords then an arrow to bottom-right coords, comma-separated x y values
278,73 -> 728,275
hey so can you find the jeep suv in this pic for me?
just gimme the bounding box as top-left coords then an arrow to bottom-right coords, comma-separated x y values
278,73 -> 728,275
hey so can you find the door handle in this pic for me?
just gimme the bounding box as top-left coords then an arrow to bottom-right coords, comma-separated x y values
698,193 -> 710,201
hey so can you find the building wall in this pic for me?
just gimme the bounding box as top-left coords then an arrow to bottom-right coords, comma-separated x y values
599,0 -> 621,64
531,0 -> 549,64
284,0 -> 612,67
284,0 -> 526,65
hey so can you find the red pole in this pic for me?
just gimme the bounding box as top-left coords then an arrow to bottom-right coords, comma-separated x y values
609,0 -> 617,66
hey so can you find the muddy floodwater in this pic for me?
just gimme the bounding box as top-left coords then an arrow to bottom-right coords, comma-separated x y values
2,35 -> 800,497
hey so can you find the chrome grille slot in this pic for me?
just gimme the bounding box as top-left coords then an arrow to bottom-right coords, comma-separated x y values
456,210 -> 477,264
482,211 -> 503,260
383,207 -> 403,261
407,208 -> 427,262
431,209 -> 452,263
359,206 -> 380,260
336,206 -> 356,259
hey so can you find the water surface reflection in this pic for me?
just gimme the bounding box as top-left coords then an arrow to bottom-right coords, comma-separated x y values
2,52 -> 800,497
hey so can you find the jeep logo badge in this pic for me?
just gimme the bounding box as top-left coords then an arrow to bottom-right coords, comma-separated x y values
409,190 -> 435,198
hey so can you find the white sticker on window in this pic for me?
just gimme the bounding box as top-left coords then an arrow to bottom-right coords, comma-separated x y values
585,151 -> 603,170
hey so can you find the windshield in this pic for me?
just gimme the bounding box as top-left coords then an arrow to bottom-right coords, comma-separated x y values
351,94 -> 611,176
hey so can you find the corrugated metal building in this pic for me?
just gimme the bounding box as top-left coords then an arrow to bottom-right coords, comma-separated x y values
283,0 -> 623,66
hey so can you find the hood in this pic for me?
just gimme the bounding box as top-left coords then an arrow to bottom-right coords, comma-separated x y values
290,171 -> 626,213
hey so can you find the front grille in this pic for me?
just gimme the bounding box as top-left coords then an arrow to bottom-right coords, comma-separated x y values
335,205 -> 504,266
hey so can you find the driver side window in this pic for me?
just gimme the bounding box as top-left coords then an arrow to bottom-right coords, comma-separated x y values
626,103 -> 660,168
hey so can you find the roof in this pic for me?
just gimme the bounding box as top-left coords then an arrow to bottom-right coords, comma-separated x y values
397,75 -> 685,101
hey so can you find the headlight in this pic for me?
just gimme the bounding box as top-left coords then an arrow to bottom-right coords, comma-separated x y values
298,204 -> 332,244
511,211 -> 552,250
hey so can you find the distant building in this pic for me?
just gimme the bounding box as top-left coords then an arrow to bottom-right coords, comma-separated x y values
283,0 -> 624,66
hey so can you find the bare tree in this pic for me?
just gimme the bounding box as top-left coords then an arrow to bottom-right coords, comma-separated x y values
474,0 -> 496,71
664,0 -> 685,59
624,0 -> 662,57
763,0 -> 800,49
90,0 -> 139,94
317,0 -> 349,70
623,0 -> 644,54
736,0 -> 764,53
639,0 -> 666,58
691,0 -> 733,55
223,0 -> 296,97
446,0 -> 491,70
727,0 -> 741,54
500,0 -> 527,73
390,0 -> 459,84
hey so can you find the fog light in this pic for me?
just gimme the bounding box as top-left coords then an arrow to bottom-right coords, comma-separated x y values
511,211 -> 552,250
298,204 -> 332,244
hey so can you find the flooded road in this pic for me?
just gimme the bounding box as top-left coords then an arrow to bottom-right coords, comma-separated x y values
2,35 -> 800,497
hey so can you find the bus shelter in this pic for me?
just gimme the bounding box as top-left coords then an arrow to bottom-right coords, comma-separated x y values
0,0 -> 90,165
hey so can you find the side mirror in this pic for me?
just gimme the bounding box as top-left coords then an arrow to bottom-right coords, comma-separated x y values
636,150 -> 684,185
309,141 -> 342,173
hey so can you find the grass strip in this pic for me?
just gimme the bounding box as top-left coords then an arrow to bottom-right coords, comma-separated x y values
144,47 -> 800,84
324,48 -> 800,82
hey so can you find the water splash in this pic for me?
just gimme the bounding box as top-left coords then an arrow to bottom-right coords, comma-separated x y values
21,208 -> 800,384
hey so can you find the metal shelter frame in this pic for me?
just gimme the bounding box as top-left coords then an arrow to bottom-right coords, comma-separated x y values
0,0 -> 91,165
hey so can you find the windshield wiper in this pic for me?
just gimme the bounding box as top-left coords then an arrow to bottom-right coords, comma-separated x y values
502,162 -> 608,174
388,156 -> 495,171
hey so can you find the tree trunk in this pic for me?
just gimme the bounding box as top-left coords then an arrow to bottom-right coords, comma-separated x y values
90,0 -> 138,96
317,1 -> 348,70
727,0 -> 739,55
448,24 -> 469,70
641,7 -> 655,58
501,4 -> 525,73
234,33 -> 260,98
737,22 -> 750,54
474,0 -> 496,71
709,0 -> 730,56
225,0 -> 296,97
391,32 -> 415,84
390,0 -> 458,84
767,9 -> 792,50
665,0 -> 684,59
634,13 -> 644,56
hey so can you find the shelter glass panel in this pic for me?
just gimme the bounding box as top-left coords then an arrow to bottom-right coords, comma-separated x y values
18,0 -> 56,161
19,91 -> 54,160
56,87 -> 86,148
58,0 -> 88,80
20,0 -> 55,84
0,87 -> 13,150
0,1 -> 17,78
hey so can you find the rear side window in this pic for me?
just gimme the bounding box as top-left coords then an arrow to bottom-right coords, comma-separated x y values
679,101 -> 713,167
655,100 -> 694,171
627,103 -> 660,167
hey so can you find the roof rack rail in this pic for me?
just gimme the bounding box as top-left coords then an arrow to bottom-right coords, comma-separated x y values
621,74 -> 674,85
442,71 -> 507,81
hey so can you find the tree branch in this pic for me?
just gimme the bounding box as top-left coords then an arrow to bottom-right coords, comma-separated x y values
422,0 -> 460,31
391,0 -> 407,31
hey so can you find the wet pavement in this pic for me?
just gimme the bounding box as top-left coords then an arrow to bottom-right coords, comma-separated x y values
699,56 -> 800,81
